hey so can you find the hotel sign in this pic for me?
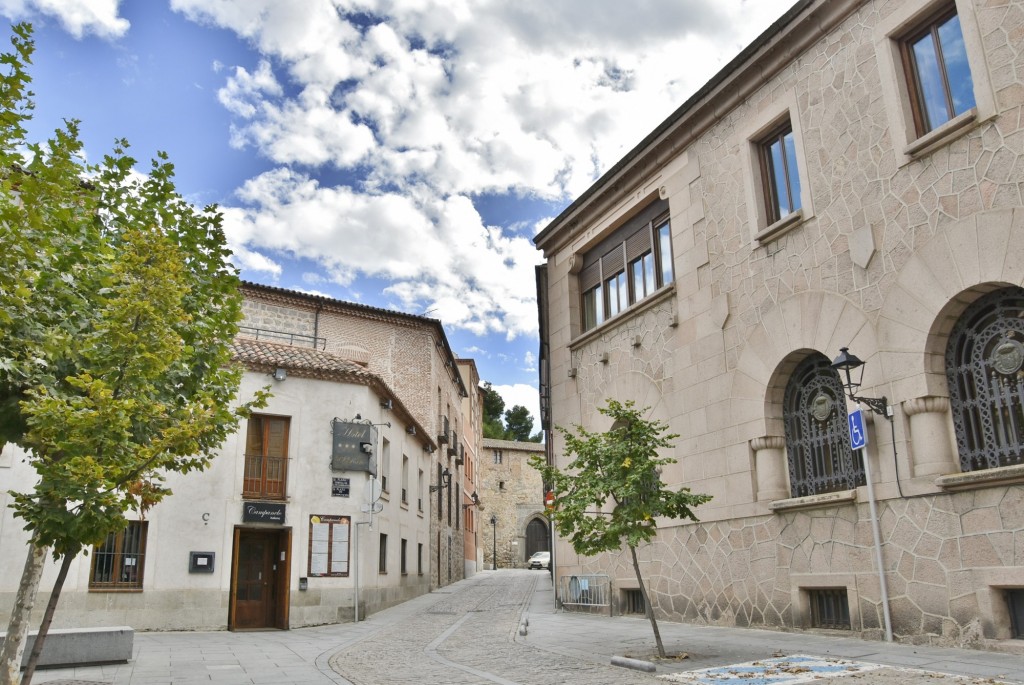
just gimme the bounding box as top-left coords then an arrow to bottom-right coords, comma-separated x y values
331,419 -> 376,473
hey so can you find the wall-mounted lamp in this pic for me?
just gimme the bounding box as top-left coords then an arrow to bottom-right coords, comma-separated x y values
272,367 -> 287,382
381,398 -> 393,410
406,425 -> 417,435
430,467 -> 452,492
462,490 -> 480,509
830,347 -> 892,419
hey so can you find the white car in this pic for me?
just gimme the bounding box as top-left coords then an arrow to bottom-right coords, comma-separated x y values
528,551 -> 550,570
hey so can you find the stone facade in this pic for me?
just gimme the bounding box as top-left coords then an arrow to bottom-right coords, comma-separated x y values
458,360 -> 484,577
477,439 -> 548,569
536,0 -> 1024,649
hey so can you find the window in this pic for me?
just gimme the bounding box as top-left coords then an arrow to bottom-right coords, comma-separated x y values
378,533 -> 388,574
946,287 -> 1024,472
418,468 -> 424,512
436,463 -> 443,520
243,415 -> 289,499
401,455 -> 409,504
417,542 -> 423,575
380,438 -> 390,492
1008,589 -> 1024,639
401,538 -> 408,575
783,354 -> 864,497
622,589 -> 645,615
808,588 -> 851,629
499,480 -> 505,491
308,515 -> 350,577
900,6 -> 975,136
578,199 -> 673,333
493,449 -> 503,464
90,521 -> 147,590
758,120 -> 801,224
455,484 -> 460,530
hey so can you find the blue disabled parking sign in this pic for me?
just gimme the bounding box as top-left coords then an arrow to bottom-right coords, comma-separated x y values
848,408 -> 867,450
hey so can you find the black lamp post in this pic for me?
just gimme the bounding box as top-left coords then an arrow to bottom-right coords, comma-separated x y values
490,514 -> 498,569
830,347 -> 892,419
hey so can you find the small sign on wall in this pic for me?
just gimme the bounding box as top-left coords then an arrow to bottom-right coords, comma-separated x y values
332,478 -> 351,497
189,551 -> 215,573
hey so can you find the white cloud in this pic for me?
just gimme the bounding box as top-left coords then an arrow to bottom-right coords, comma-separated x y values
174,0 -> 794,338
220,168 -> 542,337
0,0 -> 129,38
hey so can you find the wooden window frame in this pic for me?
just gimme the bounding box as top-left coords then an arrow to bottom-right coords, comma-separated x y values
577,199 -> 673,333
898,4 -> 974,137
243,414 -> 290,500
378,533 -> 388,574
89,521 -> 148,591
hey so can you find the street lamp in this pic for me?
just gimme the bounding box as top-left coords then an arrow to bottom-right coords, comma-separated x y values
830,347 -> 892,419
490,514 -> 498,570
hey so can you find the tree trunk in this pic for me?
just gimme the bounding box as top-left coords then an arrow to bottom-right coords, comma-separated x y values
629,544 -> 666,659
21,552 -> 74,685
0,543 -> 48,685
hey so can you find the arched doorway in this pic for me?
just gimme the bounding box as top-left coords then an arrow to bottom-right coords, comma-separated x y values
524,518 -> 548,561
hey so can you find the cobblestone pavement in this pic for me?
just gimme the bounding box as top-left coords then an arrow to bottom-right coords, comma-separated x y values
29,569 -> 1024,685
329,571 -> 657,685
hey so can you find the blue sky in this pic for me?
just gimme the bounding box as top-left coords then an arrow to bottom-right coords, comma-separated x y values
3,0 -> 794,427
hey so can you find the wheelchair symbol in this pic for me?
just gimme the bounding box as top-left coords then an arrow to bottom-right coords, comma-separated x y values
848,410 -> 867,450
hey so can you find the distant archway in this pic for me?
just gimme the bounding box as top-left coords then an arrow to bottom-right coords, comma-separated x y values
524,518 -> 549,561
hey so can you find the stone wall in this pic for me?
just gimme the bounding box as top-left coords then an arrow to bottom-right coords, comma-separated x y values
477,439 -> 547,569
538,0 -> 1024,648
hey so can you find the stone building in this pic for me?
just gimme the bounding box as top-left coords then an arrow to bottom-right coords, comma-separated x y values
477,438 -> 548,569
0,283 -> 469,631
458,360 -> 484,576
535,0 -> 1024,647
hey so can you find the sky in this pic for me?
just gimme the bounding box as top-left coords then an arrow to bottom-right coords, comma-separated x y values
1,0 -> 796,430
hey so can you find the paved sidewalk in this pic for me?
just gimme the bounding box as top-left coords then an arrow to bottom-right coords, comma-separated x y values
27,570 -> 1024,685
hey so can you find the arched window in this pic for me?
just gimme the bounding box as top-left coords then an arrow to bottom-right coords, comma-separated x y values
783,353 -> 863,497
525,518 -> 549,561
946,287 -> 1024,472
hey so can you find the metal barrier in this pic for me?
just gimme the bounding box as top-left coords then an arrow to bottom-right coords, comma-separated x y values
558,574 -> 611,615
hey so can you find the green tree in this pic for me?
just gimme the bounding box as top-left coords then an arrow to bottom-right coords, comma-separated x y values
530,399 -> 710,658
0,25 -> 266,685
503,404 -> 540,442
481,381 -> 507,439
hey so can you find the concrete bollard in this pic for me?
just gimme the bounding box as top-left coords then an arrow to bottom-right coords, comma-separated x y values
610,655 -> 656,673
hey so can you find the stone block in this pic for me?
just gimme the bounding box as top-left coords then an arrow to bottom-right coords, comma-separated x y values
0,626 -> 133,669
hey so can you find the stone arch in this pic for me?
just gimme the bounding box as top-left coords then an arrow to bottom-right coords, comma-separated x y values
731,290 -> 878,441
523,515 -> 550,559
878,207 -> 1024,399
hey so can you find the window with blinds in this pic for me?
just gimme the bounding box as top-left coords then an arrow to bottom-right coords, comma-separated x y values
579,199 -> 673,333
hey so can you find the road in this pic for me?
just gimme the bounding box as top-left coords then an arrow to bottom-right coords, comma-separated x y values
330,570 -> 656,685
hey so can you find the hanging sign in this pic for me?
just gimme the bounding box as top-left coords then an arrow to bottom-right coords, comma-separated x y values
331,419 -> 376,473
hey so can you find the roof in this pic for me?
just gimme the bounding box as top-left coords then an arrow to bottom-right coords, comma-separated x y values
240,281 -> 468,398
481,438 -> 546,453
231,337 -> 436,450
533,0 -> 836,249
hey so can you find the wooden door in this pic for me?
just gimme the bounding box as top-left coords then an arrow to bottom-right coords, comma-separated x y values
233,530 -> 276,629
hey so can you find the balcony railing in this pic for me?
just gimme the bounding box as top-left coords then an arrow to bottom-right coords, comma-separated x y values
243,453 -> 288,499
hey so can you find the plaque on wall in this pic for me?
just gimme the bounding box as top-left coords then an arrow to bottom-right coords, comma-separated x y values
332,477 -> 351,497
242,501 -> 286,524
